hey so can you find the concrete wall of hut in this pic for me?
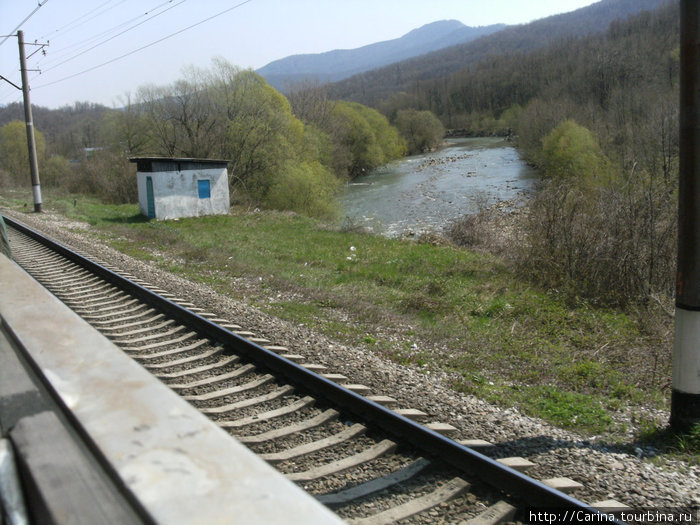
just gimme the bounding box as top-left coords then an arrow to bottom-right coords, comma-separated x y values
137,167 -> 230,220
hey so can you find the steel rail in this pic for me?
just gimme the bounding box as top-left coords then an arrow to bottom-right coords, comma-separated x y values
5,215 -> 624,522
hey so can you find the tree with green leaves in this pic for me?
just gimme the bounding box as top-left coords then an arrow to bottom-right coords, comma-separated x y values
330,101 -> 405,178
394,109 -> 445,154
208,62 -> 306,198
0,120 -> 46,185
541,119 -> 613,187
267,161 -> 340,219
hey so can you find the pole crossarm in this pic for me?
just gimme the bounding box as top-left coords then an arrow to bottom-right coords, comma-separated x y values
26,42 -> 49,61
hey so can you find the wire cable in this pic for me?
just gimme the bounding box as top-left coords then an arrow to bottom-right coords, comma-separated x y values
0,88 -> 23,104
40,0 -> 186,73
42,0 -> 179,63
38,0 -> 120,41
0,0 -> 50,48
33,0 -> 255,90
5,0 -> 183,101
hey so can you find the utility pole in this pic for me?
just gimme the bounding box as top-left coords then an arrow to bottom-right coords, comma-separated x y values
672,0 -> 700,432
17,30 -> 42,212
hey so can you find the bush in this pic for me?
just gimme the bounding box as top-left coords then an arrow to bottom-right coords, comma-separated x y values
517,174 -> 676,306
0,121 -> 47,186
329,101 -> 406,178
74,150 -> 137,204
446,193 -> 521,256
394,109 -> 445,154
446,194 -> 495,249
541,119 -> 613,187
0,168 -> 14,189
447,212 -> 491,249
42,155 -> 73,188
515,98 -> 578,166
265,161 -> 340,219
449,110 -> 514,137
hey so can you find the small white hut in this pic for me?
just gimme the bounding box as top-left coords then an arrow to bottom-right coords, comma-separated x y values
130,157 -> 230,220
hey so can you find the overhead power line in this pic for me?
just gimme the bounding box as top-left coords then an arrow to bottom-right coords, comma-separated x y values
0,91 -> 23,104
38,0 -> 120,41
17,0 -> 179,82
39,0 -> 187,74
1,0 -> 183,99
42,0 -> 180,63
0,0 -> 50,48
33,0 -> 255,90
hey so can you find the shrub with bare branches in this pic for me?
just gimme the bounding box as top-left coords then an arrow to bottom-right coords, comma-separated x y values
516,173 -> 676,307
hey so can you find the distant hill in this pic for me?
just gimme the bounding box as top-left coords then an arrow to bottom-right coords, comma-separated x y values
327,0 -> 673,106
256,20 -> 506,91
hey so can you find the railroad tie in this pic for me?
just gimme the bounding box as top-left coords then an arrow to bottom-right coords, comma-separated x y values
217,396 -> 315,429
155,355 -> 240,379
237,409 -> 340,444
143,346 -> 225,369
168,363 -> 256,390
347,477 -> 471,525
200,385 -> 295,414
461,500 -> 516,525
317,458 -> 431,507
261,423 -> 367,464
184,374 -> 272,402
285,439 -> 397,482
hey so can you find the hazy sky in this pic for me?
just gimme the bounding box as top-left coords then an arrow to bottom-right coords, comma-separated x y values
1,0 -> 598,109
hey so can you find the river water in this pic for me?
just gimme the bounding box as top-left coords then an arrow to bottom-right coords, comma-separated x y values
339,137 -> 538,237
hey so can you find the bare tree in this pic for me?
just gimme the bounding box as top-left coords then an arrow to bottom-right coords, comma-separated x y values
286,80 -> 335,129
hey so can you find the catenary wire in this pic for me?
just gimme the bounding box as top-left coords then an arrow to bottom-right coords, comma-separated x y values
41,0 -> 181,64
1,0 -> 184,102
38,0 -> 122,41
32,0 -> 255,90
39,0 -> 186,74
0,0 -> 50,48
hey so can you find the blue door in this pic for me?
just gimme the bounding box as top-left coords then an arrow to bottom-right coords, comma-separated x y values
146,176 -> 155,219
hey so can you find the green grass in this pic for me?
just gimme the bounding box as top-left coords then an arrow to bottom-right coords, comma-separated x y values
51,193 -> 143,226
636,420 -> 700,466
452,376 -> 616,433
0,188 -> 676,444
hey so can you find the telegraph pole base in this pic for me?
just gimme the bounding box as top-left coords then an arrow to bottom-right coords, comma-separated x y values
670,390 -> 700,432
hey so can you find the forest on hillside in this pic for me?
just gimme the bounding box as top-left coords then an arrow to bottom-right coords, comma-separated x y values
328,0 -> 671,105
379,3 -> 678,147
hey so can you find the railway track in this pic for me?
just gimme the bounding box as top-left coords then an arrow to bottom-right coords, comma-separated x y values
5,216 -> 626,524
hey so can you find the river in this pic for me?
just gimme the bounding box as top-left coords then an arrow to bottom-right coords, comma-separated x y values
339,137 -> 538,237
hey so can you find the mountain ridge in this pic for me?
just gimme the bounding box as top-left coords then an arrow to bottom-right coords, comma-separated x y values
257,20 -> 506,91
326,0 -> 674,106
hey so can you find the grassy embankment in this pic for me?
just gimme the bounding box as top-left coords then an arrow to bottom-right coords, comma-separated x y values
2,188 -> 695,461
